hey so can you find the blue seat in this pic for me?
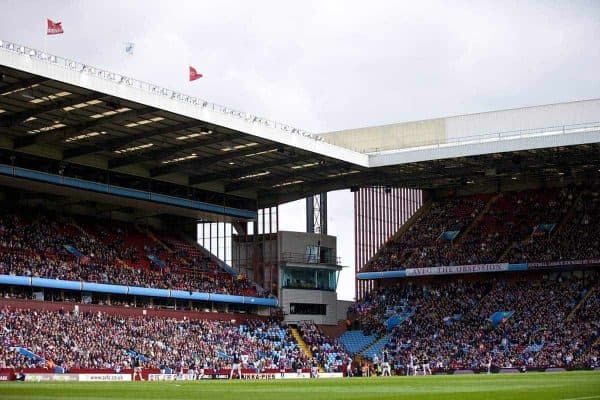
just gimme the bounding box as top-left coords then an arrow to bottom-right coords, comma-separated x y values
339,331 -> 377,355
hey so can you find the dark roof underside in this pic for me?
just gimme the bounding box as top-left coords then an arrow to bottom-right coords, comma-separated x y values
0,65 -> 598,215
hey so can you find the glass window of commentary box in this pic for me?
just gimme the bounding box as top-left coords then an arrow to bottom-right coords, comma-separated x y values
305,245 -> 336,264
290,303 -> 326,315
282,267 -> 336,291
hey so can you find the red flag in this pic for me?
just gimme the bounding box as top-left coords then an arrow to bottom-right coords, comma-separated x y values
189,66 -> 203,81
47,19 -> 64,35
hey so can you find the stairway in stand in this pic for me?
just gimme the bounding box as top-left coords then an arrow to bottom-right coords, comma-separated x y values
291,327 -> 314,358
291,327 -> 325,372
551,191 -> 582,238
591,335 -> 600,350
141,227 -> 173,254
456,194 -> 500,244
68,221 -> 90,238
567,287 -> 596,321
361,335 -> 390,361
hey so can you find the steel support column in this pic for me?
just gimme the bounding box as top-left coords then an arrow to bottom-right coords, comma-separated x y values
306,193 -> 327,234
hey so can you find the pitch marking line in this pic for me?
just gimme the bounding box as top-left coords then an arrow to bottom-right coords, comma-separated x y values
561,396 -> 600,400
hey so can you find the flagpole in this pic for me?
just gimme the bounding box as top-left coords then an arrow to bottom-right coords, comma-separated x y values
43,18 -> 47,53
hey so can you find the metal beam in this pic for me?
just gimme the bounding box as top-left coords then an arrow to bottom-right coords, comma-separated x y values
226,173 -> 304,193
106,132 -> 241,168
225,162 -> 351,192
306,193 -> 327,234
149,143 -> 280,177
0,92 -> 104,128
108,123 -> 210,155
257,171 -> 377,208
14,107 -> 155,149
0,76 -> 47,96
188,154 -> 309,185
63,120 -> 204,160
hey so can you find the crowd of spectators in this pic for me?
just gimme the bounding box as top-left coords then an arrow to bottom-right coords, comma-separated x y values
0,210 -> 264,297
365,187 -> 592,272
368,196 -> 488,271
535,276 -> 600,368
504,189 -> 600,263
297,322 -> 348,372
444,189 -> 574,266
347,284 -> 414,336
351,273 -> 599,371
354,186 -> 599,372
0,307 -> 306,373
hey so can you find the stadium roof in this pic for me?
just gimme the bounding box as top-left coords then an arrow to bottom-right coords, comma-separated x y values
0,39 -> 599,212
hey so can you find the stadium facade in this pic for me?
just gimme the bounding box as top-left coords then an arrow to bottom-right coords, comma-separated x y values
1,40 -> 598,296
0,40 -> 599,379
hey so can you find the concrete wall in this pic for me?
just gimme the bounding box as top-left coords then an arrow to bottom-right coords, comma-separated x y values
277,231 -> 336,258
281,288 -> 338,325
278,232 -> 342,325
280,290 -> 353,325
336,300 -> 354,321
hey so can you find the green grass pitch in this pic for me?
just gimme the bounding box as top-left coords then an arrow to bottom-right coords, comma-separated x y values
0,371 -> 599,400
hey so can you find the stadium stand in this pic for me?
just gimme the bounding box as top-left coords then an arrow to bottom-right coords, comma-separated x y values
0,38 -> 598,385
361,335 -> 391,362
297,322 -> 349,372
364,187 -> 596,272
367,195 -> 488,271
339,331 -> 377,355
347,273 -> 599,371
1,187 -> 598,377
0,207 -> 263,297
0,307 -> 306,374
503,189 -> 600,263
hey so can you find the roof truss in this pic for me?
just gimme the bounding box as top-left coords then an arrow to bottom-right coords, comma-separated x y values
149,143 -> 281,177
189,154 -> 311,185
13,106 -> 155,149
0,92 -> 104,128
0,76 -> 47,96
225,162 -> 352,192
63,120 -> 208,160
106,132 -> 242,168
